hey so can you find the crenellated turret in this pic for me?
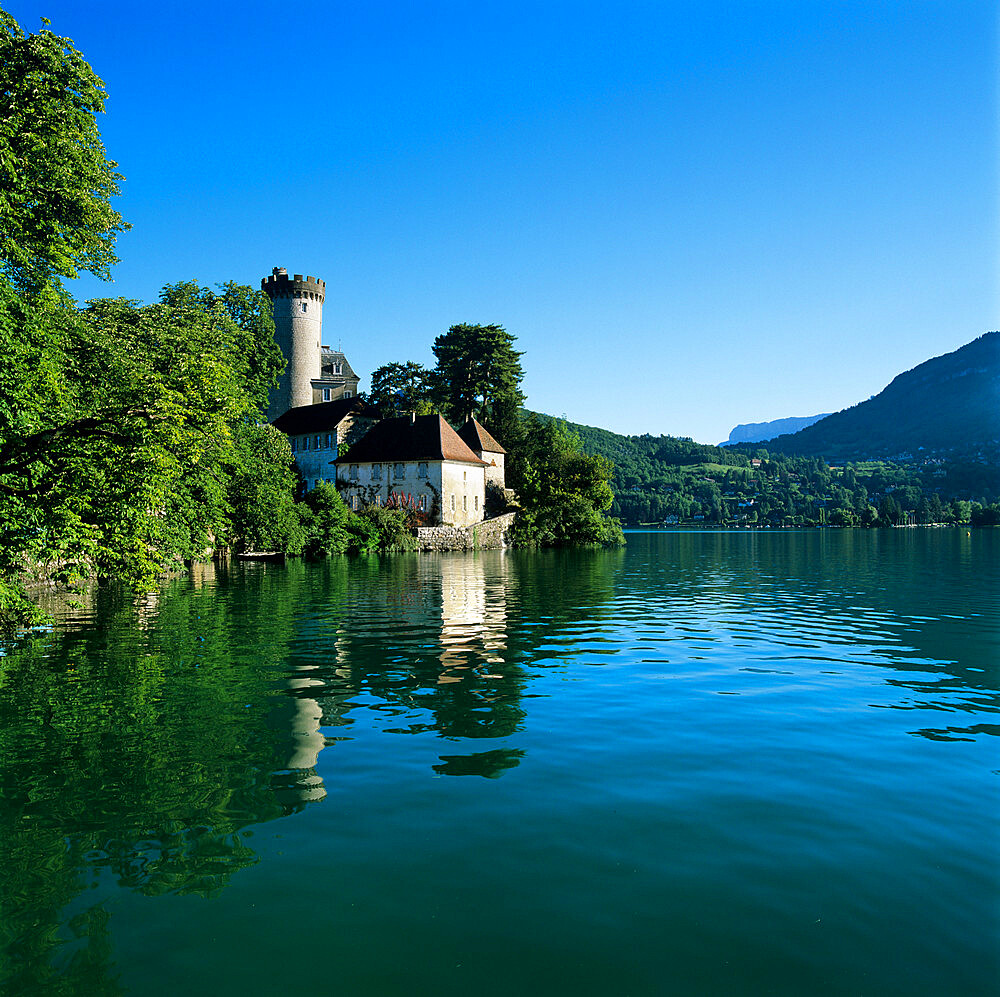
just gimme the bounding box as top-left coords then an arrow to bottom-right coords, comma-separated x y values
262,266 -> 325,420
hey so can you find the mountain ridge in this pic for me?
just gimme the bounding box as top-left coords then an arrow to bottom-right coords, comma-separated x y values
759,332 -> 999,460
722,413 -> 830,446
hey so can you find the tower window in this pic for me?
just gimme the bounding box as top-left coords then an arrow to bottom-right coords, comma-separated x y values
301,302 -> 307,313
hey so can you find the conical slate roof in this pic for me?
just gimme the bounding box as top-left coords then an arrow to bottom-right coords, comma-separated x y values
335,414 -> 487,465
457,418 -> 506,455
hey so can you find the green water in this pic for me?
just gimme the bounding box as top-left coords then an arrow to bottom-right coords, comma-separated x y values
1,530 -> 997,996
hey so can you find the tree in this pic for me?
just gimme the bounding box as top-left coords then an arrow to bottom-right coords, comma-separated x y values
0,284 -> 293,632
0,11 -> 129,293
431,324 -> 525,429
300,482 -> 352,556
511,416 -> 624,547
368,361 -> 434,418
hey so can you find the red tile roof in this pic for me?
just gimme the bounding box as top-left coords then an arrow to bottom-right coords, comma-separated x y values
458,418 -> 506,454
335,415 -> 487,465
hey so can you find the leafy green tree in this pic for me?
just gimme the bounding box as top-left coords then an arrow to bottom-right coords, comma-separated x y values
0,283 -> 291,632
0,11 -> 129,293
226,422 -> 305,554
300,482 -> 352,556
368,361 -> 434,418
431,323 -> 525,428
512,416 -> 624,547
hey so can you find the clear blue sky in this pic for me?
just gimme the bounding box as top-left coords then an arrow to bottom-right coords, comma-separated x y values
10,0 -> 998,443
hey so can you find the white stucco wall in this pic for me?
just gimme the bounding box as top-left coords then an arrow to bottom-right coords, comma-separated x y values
440,461 -> 486,527
335,459 -> 485,526
483,451 -> 505,490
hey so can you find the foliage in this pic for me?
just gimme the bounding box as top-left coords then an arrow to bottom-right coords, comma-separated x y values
226,422 -> 305,554
299,482 -> 352,556
431,323 -> 525,429
0,280 -> 290,633
368,361 -> 434,418
349,505 -> 418,553
0,10 -> 129,293
511,416 -> 624,547
540,411 -> 1000,529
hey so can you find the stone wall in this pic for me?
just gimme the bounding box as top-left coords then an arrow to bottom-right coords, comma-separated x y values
416,512 -> 516,551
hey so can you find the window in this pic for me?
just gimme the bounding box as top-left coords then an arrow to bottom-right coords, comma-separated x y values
474,495 -> 478,511
451,494 -> 456,511
301,436 -> 309,451
463,471 -> 467,481
349,464 -> 359,480
301,302 -> 308,313
334,362 -> 343,375
313,435 -> 321,450
417,462 -> 428,478
344,390 -> 352,398
322,387 -> 331,401
372,464 -> 382,481
463,495 -> 468,511
290,438 -> 297,453
325,433 -> 332,449
394,462 -> 405,478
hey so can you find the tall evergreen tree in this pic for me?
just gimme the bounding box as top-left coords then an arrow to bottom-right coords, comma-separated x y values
430,323 -> 525,430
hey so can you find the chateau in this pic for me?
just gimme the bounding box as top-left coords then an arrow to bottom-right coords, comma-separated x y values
262,268 -> 360,418
263,267 -> 506,528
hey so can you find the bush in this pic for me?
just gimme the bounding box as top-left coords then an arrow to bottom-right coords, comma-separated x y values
349,505 -> 417,554
300,483 -> 352,556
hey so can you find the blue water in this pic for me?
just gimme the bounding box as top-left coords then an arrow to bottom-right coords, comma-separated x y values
1,529 -> 997,995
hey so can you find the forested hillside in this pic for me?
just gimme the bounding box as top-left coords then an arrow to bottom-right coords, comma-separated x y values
530,413 -> 1000,528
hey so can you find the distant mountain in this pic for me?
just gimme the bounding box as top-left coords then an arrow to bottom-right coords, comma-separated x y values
763,332 -> 1000,460
722,413 -> 830,446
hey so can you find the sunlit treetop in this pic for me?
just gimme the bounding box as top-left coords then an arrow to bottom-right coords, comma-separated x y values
0,9 -> 129,294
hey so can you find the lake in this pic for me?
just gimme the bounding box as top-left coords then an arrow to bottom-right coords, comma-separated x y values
1,529 -> 997,996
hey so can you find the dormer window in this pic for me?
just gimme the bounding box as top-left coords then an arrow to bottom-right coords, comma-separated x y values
334,363 -> 343,375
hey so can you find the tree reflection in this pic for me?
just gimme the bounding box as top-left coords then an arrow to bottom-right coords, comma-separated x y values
0,545 -> 628,990
0,561 -> 329,991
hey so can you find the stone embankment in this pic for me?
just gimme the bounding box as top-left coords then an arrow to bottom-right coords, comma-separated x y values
416,512 -> 517,551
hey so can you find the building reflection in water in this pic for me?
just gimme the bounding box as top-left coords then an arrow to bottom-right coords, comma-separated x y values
310,550 -> 525,774
436,551 -> 508,680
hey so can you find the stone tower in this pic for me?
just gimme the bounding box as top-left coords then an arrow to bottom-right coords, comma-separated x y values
262,267 -> 325,421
